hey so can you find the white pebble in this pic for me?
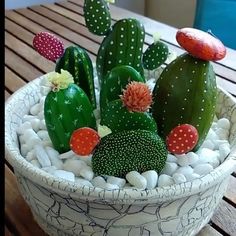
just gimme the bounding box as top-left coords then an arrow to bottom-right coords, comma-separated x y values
176,154 -> 190,166
37,130 -> 50,141
126,171 -> 147,189
53,170 -> 75,182
37,111 -> 44,120
30,159 -> 41,168
39,96 -> 46,108
17,121 -> 32,135
103,183 -> 120,190
39,119 -> 47,130
161,162 -> 178,176
79,166 -> 94,181
25,151 -> 36,161
194,164 -> 213,176
187,173 -> 201,181
158,174 -> 175,187
175,166 -> 194,180
42,166 -> 57,174
172,173 -> 187,184
200,140 -> 215,150
59,150 -> 75,159
40,86 -> 51,96
215,128 -> 229,140
185,152 -> 199,165
141,170 -> 158,189
21,144 -> 31,157
22,129 -> 42,149
42,140 -> 53,147
107,176 -> 126,188
19,135 -> 25,145
75,177 -> 93,187
30,118 -> 41,132
30,103 -> 41,116
217,118 -> 230,130
167,154 -> 178,163
63,159 -> 86,176
22,115 -> 35,122
211,121 -> 218,131
34,144 -> 51,167
219,143 -> 231,162
205,129 -> 219,141
91,176 -> 106,187
45,147 -> 63,169
214,139 -> 229,150
194,148 -> 219,167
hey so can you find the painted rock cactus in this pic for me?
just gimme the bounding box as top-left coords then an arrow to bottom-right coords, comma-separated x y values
44,70 -> 96,153
92,130 -> 168,178
84,0 -> 111,36
55,46 -> 96,109
152,53 -> 217,150
100,65 -> 145,112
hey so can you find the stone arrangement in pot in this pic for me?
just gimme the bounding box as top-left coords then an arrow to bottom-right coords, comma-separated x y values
5,1 -> 236,236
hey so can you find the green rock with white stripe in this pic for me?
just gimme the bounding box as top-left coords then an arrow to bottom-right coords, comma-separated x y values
96,18 -> 145,85
84,0 -> 111,36
100,99 -> 157,133
100,65 -> 145,112
152,53 -> 217,150
55,46 -> 96,109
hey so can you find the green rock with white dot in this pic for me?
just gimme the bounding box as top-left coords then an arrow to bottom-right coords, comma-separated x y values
96,18 -> 145,84
143,40 -> 169,70
84,0 -> 111,36
55,46 -> 96,109
101,99 -> 157,133
92,130 -> 168,178
100,65 -> 145,112
44,84 -> 96,153
152,53 -> 217,150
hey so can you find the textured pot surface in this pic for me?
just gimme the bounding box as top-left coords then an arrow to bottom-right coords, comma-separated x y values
5,75 -> 236,236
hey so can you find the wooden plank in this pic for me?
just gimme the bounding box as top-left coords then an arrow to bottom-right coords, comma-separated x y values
15,8 -> 99,55
5,164 -> 47,236
5,90 -> 11,100
211,200 -> 236,236
216,76 -> 236,97
5,32 -> 55,73
5,47 -> 43,81
197,224 -> 222,236
225,175 -> 236,204
5,67 -> 26,92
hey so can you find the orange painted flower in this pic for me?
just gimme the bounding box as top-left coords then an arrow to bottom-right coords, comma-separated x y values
120,81 -> 152,112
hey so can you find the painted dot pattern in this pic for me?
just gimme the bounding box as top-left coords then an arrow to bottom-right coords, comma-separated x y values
33,32 -> 64,61
70,127 -> 100,156
166,124 -> 199,154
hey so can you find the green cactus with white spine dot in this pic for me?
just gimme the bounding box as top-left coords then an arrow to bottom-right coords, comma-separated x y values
84,0 -> 111,36
100,65 -> 145,112
44,70 -> 96,153
152,53 -> 217,150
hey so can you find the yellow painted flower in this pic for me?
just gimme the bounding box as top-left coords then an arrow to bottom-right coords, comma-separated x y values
46,69 -> 74,92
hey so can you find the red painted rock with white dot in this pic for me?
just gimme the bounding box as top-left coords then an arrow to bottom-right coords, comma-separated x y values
70,127 -> 100,156
33,32 -> 64,62
166,124 -> 199,154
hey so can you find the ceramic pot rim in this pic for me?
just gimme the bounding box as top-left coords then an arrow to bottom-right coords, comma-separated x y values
5,76 -> 236,204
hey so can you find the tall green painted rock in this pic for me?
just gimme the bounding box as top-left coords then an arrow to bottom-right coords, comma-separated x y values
100,65 -> 145,112
84,0 -> 111,36
92,130 -> 168,178
96,18 -> 145,84
152,53 -> 217,150
55,46 -> 96,109
44,70 -> 96,153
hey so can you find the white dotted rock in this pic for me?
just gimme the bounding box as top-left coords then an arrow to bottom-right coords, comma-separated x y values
158,174 -> 175,187
126,171 -> 147,189
217,118 -> 230,130
34,144 -> 51,167
167,154 -> 178,163
172,173 -> 187,184
63,159 -> 86,176
75,177 -> 93,188
30,103 -> 41,116
107,176 -> 126,188
161,162 -> 178,176
79,165 -> 94,181
141,170 -> 158,190
53,170 -> 75,182
194,164 -> 213,176
219,143 -> 231,162
45,147 -> 63,169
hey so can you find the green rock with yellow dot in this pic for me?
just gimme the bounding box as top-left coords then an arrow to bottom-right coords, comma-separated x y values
152,53 -> 217,150
92,130 -> 168,178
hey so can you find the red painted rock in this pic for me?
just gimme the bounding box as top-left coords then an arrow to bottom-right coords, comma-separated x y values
166,124 -> 199,154
33,32 -> 64,61
176,27 -> 226,61
70,127 -> 100,156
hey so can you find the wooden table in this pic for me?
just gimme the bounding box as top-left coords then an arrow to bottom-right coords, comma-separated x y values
5,1 -> 236,235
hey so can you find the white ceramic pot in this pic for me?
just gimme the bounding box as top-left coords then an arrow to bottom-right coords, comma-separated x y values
5,75 -> 236,236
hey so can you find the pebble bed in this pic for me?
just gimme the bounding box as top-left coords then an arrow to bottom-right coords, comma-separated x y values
17,62 -> 232,191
